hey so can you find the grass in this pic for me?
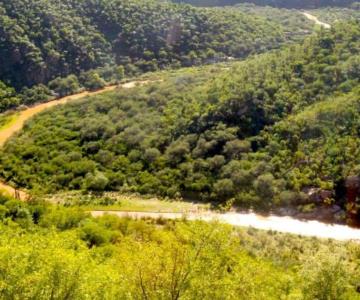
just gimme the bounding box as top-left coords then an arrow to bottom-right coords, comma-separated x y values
0,112 -> 19,130
43,191 -> 211,213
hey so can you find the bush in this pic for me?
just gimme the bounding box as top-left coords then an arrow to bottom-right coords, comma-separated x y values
84,172 -> 109,191
80,71 -> 106,91
39,207 -> 89,230
213,178 -> 235,199
254,173 -> 275,200
80,220 -> 112,247
20,84 -> 53,105
49,75 -> 81,97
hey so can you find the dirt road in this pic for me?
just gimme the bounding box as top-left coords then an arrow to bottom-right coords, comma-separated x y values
302,12 -> 331,29
0,81 -> 149,199
91,210 -> 360,241
1,78 -> 360,241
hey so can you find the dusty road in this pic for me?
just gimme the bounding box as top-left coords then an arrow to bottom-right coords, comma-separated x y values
91,210 -> 360,241
1,77 -> 360,241
0,81 -> 149,199
302,12 -> 331,29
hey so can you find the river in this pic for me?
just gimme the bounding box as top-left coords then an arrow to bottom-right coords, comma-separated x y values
1,77 -> 360,241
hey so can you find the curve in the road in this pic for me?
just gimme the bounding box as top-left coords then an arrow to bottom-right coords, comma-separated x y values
302,12 -> 331,29
1,77 -> 360,241
0,80 -> 151,199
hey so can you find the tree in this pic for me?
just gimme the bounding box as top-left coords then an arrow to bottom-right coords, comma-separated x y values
20,84 -> 52,105
254,173 -> 275,200
116,65 -> 125,82
49,75 -> 81,97
80,71 -> 106,91
213,178 -> 234,199
84,171 -> 109,191
0,81 -> 20,112
223,139 -> 251,159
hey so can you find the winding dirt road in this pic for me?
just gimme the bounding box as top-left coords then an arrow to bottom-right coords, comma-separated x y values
302,12 -> 331,29
1,78 -> 360,241
0,81 -> 148,199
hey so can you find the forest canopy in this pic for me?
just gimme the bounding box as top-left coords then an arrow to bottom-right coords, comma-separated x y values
0,0 -> 360,297
1,21 -> 359,220
0,0 -> 285,88
0,0 -> 307,112
172,0 -> 359,9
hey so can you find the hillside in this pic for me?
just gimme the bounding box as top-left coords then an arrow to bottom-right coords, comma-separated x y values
234,3 -> 315,42
172,0 -> 359,9
0,0 -> 290,112
1,0 -> 360,297
1,21 -> 359,222
309,6 -> 360,23
0,191 -> 358,299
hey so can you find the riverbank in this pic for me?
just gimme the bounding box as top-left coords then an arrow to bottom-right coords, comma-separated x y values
90,210 -> 360,241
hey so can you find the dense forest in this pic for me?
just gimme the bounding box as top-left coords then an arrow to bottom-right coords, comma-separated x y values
1,21 -> 359,220
0,0 -> 292,112
172,0 -> 359,9
0,191 -> 358,299
309,6 -> 360,23
1,0 -> 360,297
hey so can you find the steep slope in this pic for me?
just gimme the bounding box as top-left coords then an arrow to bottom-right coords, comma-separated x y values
172,0 -> 358,9
0,0 -> 285,108
0,21 -> 359,221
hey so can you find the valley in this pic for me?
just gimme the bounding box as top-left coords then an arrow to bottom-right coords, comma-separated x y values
0,0 -> 359,298
3,67 -> 360,241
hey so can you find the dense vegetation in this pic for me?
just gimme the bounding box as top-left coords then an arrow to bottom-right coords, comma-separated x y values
1,0 -> 360,297
1,21 -> 359,221
0,0 -> 290,112
234,3 -> 315,42
309,6 -> 360,24
0,191 -> 358,299
172,0 -> 359,9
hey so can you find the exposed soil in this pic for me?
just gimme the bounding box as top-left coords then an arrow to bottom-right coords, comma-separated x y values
302,12 -> 331,29
90,210 -> 360,241
0,80 -> 151,200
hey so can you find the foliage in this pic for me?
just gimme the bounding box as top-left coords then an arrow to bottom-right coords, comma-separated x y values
0,0 -> 294,112
234,3 -> 315,42
0,192 -> 358,299
2,22 -> 359,217
308,6 -> 360,24
173,0 -> 358,9
0,81 -> 20,111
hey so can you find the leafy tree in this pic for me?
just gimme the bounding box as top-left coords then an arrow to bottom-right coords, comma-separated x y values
0,81 -> 20,111
80,71 -> 106,91
85,171 -> 109,191
49,75 -> 81,97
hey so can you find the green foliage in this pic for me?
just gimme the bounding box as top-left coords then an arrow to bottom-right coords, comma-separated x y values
0,192 -> 358,299
80,71 -> 106,91
0,81 -> 20,111
84,171 -> 109,191
0,0 -> 286,94
49,75 -> 81,97
309,7 -> 360,24
235,3 -> 315,42
2,22 -> 359,216
20,84 -> 53,106
173,0 -> 357,9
